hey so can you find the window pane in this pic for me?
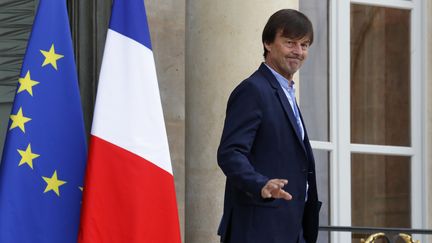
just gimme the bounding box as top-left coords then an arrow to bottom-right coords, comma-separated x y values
351,153 -> 411,241
299,1 -> 329,142
351,5 -> 410,146
313,150 -> 330,243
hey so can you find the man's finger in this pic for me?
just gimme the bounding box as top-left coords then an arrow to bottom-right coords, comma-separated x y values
271,179 -> 288,187
279,179 -> 288,185
268,179 -> 286,189
270,182 -> 281,189
261,179 -> 290,199
278,189 -> 292,201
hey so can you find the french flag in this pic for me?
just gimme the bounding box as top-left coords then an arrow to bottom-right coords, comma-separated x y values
78,0 -> 181,242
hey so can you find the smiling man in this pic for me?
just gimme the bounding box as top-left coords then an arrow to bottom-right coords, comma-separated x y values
217,9 -> 321,243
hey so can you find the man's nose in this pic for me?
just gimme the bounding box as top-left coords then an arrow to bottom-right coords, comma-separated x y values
291,44 -> 303,55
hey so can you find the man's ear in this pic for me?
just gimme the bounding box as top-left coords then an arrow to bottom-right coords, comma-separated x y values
264,42 -> 271,53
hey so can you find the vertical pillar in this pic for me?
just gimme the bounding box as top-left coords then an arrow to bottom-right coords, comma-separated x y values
185,1 -> 298,242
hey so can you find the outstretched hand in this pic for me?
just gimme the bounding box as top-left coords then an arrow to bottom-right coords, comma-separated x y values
261,179 -> 292,201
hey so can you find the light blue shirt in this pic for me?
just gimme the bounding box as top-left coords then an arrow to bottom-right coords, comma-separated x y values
265,64 -> 305,140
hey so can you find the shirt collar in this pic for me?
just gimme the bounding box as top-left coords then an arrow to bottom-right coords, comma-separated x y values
264,63 -> 295,91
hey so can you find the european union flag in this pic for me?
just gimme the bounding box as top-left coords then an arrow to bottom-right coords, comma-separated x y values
0,1 -> 87,242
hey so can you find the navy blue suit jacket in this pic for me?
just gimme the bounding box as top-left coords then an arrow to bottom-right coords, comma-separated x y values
217,63 -> 321,243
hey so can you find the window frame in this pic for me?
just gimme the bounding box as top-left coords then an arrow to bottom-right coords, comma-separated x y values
309,0 -> 428,242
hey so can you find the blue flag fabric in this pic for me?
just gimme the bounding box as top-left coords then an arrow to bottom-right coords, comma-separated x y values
0,1 -> 87,242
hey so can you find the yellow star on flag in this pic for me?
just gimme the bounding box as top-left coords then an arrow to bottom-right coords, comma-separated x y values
40,44 -> 64,70
9,107 -> 31,133
17,144 -> 40,169
18,71 -> 39,96
42,170 -> 67,196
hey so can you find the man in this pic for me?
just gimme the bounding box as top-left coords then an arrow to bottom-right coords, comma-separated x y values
217,9 -> 321,243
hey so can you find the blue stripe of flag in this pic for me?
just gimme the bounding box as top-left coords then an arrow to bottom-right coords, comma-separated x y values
109,0 -> 152,50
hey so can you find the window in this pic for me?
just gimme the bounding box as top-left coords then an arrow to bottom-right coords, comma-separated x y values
300,0 -> 426,242
350,5 -> 412,242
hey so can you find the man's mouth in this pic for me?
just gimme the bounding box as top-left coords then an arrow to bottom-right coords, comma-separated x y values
286,56 -> 302,61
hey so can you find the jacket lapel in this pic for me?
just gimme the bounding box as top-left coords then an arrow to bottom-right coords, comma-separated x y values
275,89 -> 306,150
258,64 -> 306,151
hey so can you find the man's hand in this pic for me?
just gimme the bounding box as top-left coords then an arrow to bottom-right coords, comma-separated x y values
261,179 -> 292,201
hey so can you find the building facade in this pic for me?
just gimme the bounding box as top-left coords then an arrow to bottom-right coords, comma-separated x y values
0,0 -> 431,242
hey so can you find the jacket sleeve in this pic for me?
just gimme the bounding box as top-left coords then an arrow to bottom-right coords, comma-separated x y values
217,80 -> 269,201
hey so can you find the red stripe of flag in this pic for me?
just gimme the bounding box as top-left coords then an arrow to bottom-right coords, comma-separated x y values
78,136 -> 181,242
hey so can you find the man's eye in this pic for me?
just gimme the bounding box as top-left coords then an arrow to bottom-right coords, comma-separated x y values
285,41 -> 294,46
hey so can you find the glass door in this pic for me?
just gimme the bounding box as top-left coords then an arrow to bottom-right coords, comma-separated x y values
332,0 -> 425,242
350,4 -> 412,242
301,0 -> 426,242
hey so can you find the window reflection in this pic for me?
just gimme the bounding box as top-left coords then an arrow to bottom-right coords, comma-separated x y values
351,153 -> 411,242
351,5 -> 411,146
299,1 -> 330,142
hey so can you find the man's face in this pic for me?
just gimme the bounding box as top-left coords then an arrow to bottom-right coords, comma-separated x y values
264,30 -> 310,80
